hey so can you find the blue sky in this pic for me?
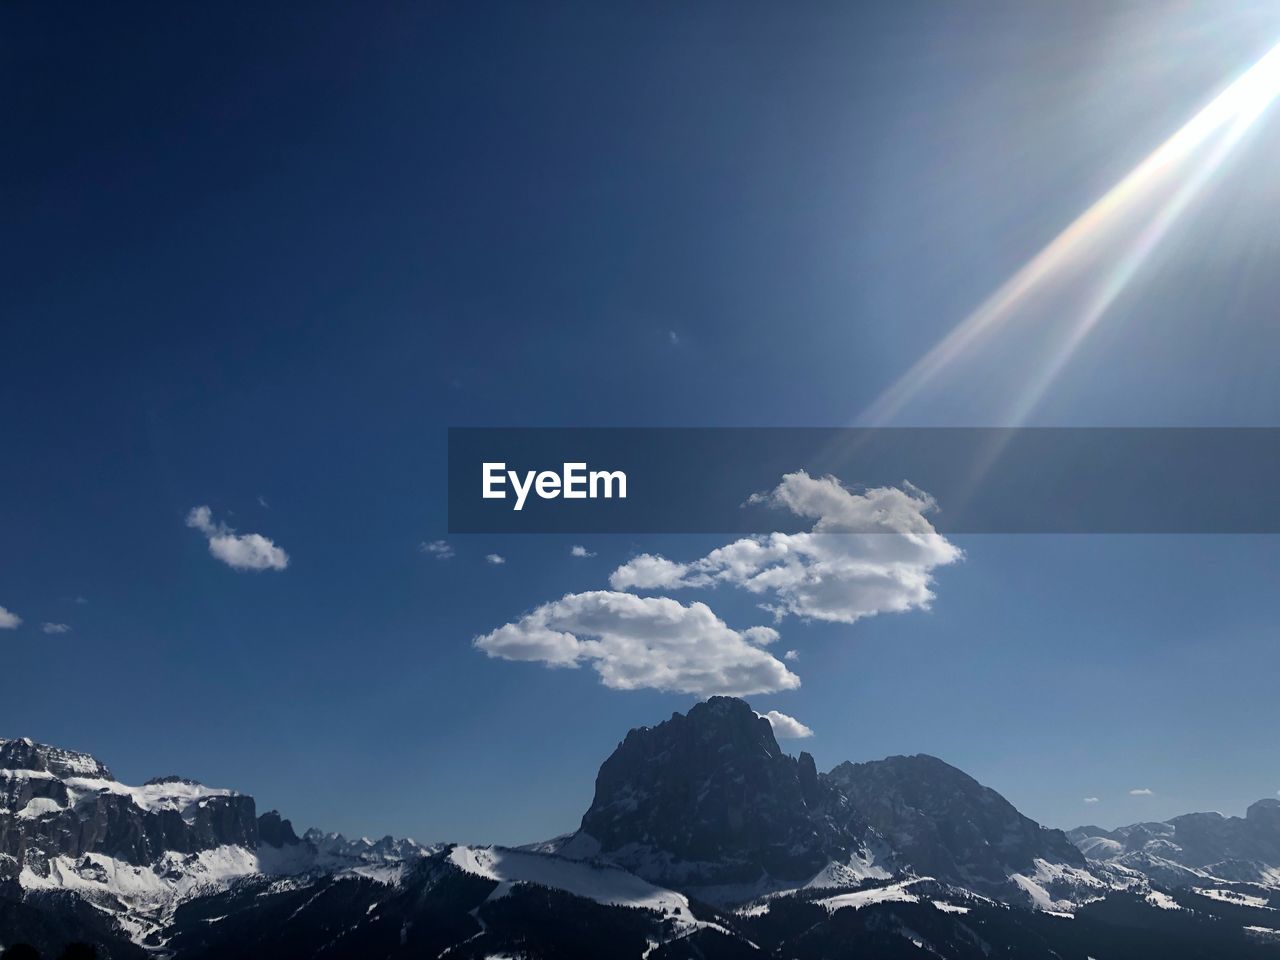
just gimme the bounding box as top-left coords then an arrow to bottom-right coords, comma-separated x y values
3,2 -> 1279,845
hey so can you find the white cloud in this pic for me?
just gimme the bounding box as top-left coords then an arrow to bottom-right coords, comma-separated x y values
1084,797 -> 1100,804
609,553 -> 694,591
420,540 -> 455,559
1129,788 -> 1154,796
758,709 -> 814,739
609,471 -> 961,624
570,545 -> 596,558
486,554 -> 506,565
257,495 -> 270,508
784,649 -> 799,661
0,605 -> 21,629
742,625 -> 780,646
186,506 -> 289,572
73,596 -> 88,605
474,590 -> 800,697
668,330 -> 680,345
41,623 -> 71,635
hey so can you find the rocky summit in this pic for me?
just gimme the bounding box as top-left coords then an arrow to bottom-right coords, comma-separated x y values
3,705 -> 1280,959
576,696 -> 871,887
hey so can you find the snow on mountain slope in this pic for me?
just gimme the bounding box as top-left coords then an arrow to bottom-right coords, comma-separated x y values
18,845 -> 269,944
444,843 -> 747,952
61,775 -> 235,815
1071,799 -> 1280,892
448,845 -> 689,914
817,877 -> 930,912
687,848 -> 895,909
1009,858 -> 1111,915
1,737 -> 431,948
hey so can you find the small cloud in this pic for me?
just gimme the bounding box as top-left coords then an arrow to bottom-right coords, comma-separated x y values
420,540 -> 455,560
743,626 -> 779,646
257,495 -> 270,508
41,623 -> 72,635
73,596 -> 88,605
186,505 -> 289,572
570,545 -> 596,558
1129,788 -> 1154,796
1084,797 -> 1100,804
0,605 -> 21,629
758,710 -> 814,739
486,554 -> 506,565
784,649 -> 799,661
668,330 -> 680,345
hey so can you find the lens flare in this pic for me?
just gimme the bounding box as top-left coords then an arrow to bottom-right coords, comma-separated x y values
858,39 -> 1280,428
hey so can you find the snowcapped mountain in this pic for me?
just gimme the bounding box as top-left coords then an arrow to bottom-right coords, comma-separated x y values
562,697 -> 1096,909
4,710 -> 1280,958
0,737 -> 427,955
1071,799 -> 1280,890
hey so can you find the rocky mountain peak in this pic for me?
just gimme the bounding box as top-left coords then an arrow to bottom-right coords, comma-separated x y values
576,697 -> 865,887
257,809 -> 300,847
0,737 -> 113,780
1247,797 -> 1280,827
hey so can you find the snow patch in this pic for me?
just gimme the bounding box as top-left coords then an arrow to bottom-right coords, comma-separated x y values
16,796 -> 65,819
449,845 -> 689,915
1193,887 -> 1273,909
63,776 -> 234,815
818,878 -> 927,912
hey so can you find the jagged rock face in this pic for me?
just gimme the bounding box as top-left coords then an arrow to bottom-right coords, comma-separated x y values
257,809 -> 300,847
301,828 -> 425,861
578,697 -> 864,885
0,738 -> 259,869
826,754 -> 1085,890
0,738 -> 112,780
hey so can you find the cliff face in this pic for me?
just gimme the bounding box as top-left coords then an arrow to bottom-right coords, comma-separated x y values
0,738 -> 261,875
578,697 -> 868,885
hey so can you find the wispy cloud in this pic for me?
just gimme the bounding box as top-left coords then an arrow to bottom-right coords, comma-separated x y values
1084,797 -> 1100,804
668,330 -> 680,345
758,710 -> 814,739
610,471 -> 960,624
570,545 -> 596,558
486,554 -> 506,565
186,506 -> 289,572
41,623 -> 72,635
1129,788 -> 1154,796
420,540 -> 455,560
0,605 -> 21,629
475,591 -> 799,697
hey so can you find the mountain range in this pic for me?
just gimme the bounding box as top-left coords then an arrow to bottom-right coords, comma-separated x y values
2,698 -> 1278,958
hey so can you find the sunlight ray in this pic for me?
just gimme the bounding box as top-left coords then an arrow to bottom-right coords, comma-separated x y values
858,39 -> 1280,427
